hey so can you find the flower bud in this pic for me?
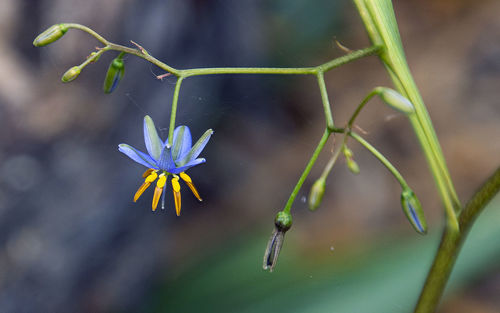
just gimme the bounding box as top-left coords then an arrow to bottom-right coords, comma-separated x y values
61,66 -> 81,83
308,178 -> 326,211
401,189 -> 427,234
346,159 -> 360,174
88,52 -> 101,63
343,147 -> 353,159
33,24 -> 68,47
376,87 -> 415,114
103,57 -> 125,94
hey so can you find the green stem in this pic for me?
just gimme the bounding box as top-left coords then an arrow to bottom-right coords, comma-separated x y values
168,77 -> 184,147
283,129 -> 331,214
414,166 -> 500,313
77,48 -> 107,69
349,131 -> 408,189
347,89 -> 378,128
319,133 -> 347,181
65,23 -> 380,79
316,71 -> 335,130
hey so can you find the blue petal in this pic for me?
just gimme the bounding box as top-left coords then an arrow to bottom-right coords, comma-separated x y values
170,158 -> 206,174
171,126 -> 192,161
143,115 -> 163,161
118,144 -> 159,169
158,145 -> 176,171
177,129 -> 213,166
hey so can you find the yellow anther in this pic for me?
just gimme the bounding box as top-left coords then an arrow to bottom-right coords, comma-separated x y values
172,176 -> 181,216
172,176 -> 181,192
142,168 -> 155,178
145,172 -> 158,183
179,172 -> 192,183
134,172 -> 158,202
157,174 -> 167,188
180,172 -> 202,201
151,174 -> 167,211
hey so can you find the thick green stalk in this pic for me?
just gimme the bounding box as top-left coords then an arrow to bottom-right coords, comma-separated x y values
414,167 -> 500,313
352,0 -> 460,228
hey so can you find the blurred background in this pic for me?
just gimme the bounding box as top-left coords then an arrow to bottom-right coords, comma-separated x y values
1,0 -> 499,312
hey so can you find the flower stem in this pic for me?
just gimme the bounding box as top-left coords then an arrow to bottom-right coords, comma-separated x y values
316,71 -> 335,131
349,131 -> 408,189
167,77 -> 183,147
283,129 -> 331,214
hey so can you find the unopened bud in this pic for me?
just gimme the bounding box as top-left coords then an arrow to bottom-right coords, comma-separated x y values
61,66 -> 81,83
343,147 -> 354,159
88,52 -> 101,63
33,24 -> 68,47
346,159 -> 360,174
103,57 -> 125,94
308,178 -> 326,211
376,87 -> 415,114
401,189 -> 427,234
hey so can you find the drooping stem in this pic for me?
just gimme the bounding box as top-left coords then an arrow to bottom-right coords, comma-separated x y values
349,131 -> 409,189
168,77 -> 183,147
414,167 -> 500,313
283,129 -> 331,214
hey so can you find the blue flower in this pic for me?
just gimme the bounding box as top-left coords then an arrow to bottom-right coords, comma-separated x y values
119,115 -> 213,215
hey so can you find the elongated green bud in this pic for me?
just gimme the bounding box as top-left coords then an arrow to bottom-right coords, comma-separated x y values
33,24 -> 68,47
375,87 -> 415,114
401,189 -> 427,234
103,57 -> 125,94
343,147 -> 360,174
308,178 -> 326,211
61,66 -> 81,83
346,159 -> 360,174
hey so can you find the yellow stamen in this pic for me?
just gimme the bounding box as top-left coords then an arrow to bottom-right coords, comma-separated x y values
142,168 -> 155,178
172,176 -> 181,216
152,174 -> 167,211
179,172 -> 202,201
134,172 -> 158,202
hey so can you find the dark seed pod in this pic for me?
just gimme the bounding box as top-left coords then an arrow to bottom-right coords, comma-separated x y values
263,210 -> 292,272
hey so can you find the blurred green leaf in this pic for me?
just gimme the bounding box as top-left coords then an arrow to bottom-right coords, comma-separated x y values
144,197 -> 500,313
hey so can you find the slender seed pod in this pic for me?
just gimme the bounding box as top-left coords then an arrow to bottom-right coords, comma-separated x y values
103,57 -> 125,94
309,178 -> 326,211
263,211 -> 292,272
33,24 -> 68,47
376,87 -> 415,114
61,66 -> 81,83
401,189 -> 428,234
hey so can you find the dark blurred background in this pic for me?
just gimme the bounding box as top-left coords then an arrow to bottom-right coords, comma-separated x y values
1,0 -> 499,312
